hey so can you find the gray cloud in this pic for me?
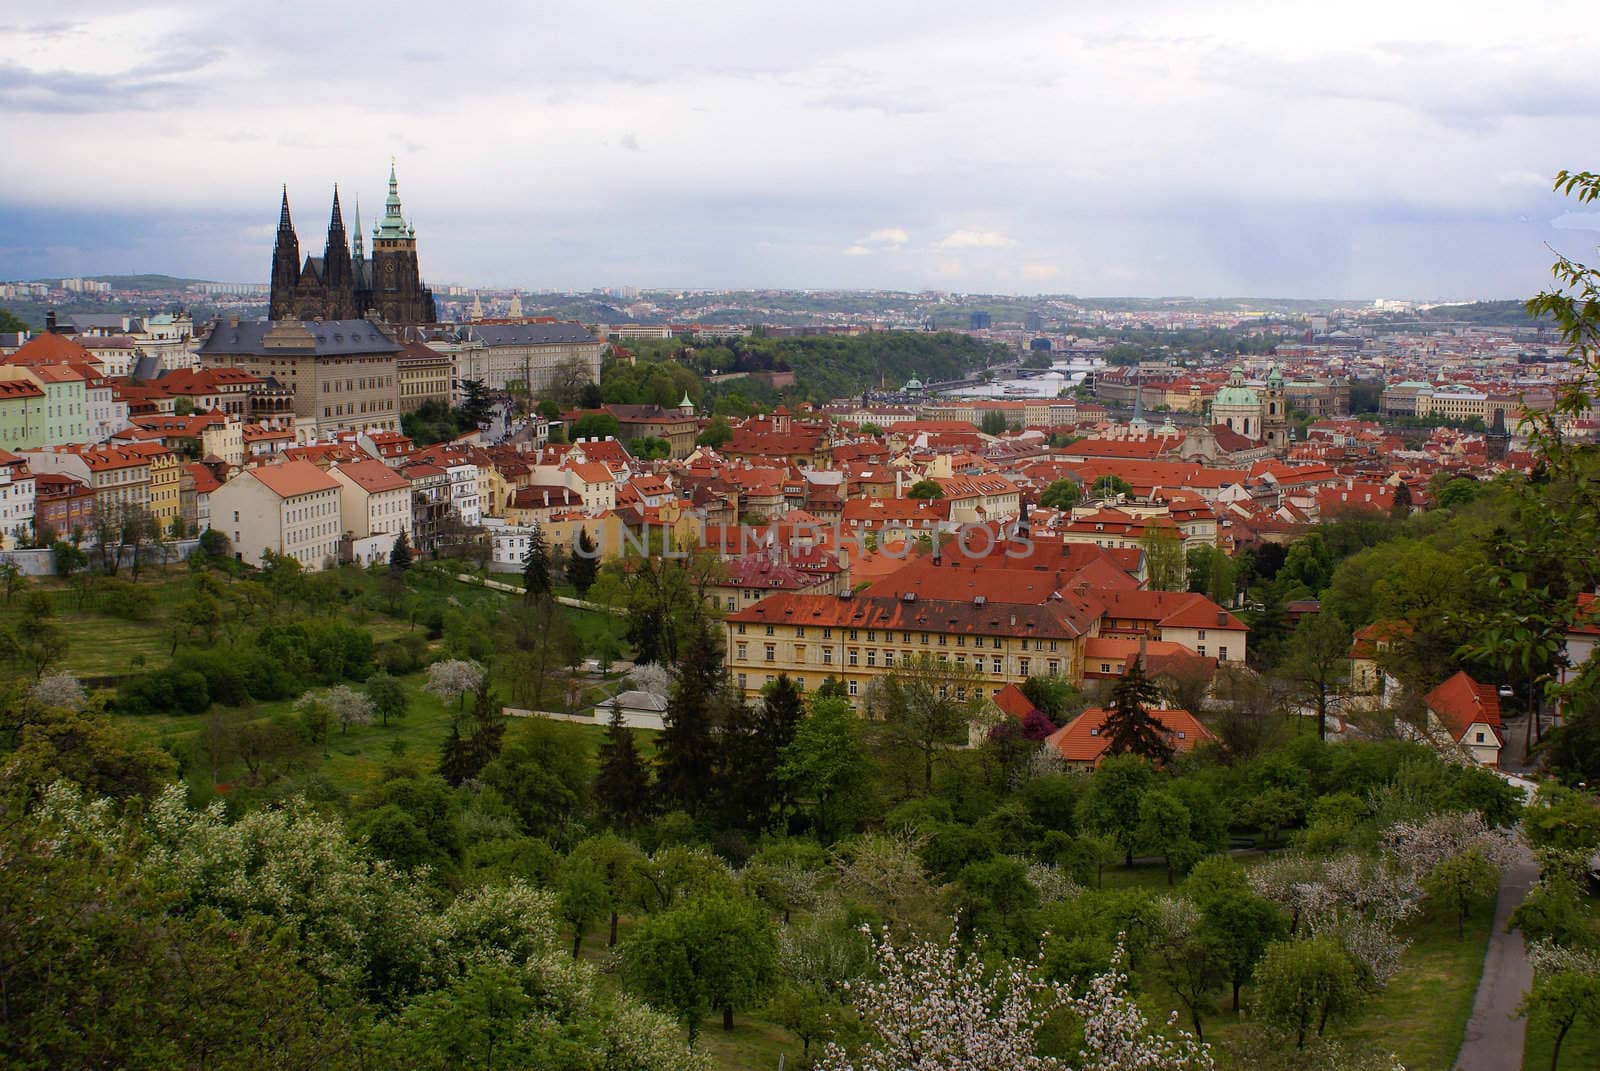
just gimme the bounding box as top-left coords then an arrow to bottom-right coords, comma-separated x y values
0,0 -> 1594,298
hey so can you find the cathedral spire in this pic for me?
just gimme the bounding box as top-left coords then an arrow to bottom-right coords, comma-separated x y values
329,185 -> 344,231
352,198 -> 363,259
278,186 -> 293,231
378,158 -> 408,239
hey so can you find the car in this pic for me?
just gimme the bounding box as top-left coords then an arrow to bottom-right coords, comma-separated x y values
1497,686 -> 1514,699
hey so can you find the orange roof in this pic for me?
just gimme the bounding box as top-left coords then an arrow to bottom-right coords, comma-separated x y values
1423,671 -> 1503,744
186,463 -> 221,494
6,333 -> 96,366
1573,593 -> 1600,637
992,683 -> 1040,720
21,364 -> 85,384
333,459 -> 409,494
246,459 -> 340,499
0,379 -> 45,400
1044,707 -> 1212,765
1098,589 -> 1247,631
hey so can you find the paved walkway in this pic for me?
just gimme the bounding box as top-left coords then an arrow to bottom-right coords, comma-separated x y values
453,573 -> 624,614
1455,844 -> 1538,1071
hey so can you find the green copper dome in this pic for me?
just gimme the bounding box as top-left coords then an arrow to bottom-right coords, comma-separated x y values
1213,364 -> 1258,408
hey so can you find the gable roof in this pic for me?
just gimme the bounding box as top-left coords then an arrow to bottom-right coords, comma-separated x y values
246,459 -> 341,499
1422,670 -> 1503,744
1044,707 -> 1212,764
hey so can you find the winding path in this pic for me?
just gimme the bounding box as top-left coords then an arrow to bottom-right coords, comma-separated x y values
1454,844 -> 1538,1071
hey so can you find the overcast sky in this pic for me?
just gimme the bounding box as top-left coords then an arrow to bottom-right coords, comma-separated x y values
2,0 -> 1598,298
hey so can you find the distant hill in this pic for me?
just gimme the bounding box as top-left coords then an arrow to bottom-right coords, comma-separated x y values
84,274 -> 209,291
1420,300 -> 1548,324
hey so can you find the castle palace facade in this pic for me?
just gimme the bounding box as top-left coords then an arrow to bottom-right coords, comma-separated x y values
269,163 -> 437,325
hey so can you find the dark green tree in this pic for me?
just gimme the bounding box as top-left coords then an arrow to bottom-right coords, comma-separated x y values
388,532 -> 413,573
1285,610 -> 1349,741
906,479 -> 945,500
568,528 -> 599,597
718,673 -> 806,830
1101,657 -> 1174,763
621,894 -> 779,1039
594,702 -> 653,825
365,670 -> 408,727
521,525 -> 551,598
437,685 -> 506,787
1037,478 -> 1081,511
656,624 -> 724,814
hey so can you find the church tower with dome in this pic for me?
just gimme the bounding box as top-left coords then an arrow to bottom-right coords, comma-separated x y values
1211,365 -> 1261,439
1262,362 -> 1289,453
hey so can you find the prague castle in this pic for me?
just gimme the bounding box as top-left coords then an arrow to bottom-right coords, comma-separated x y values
269,162 -> 437,325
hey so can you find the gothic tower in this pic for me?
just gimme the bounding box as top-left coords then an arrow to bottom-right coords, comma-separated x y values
368,161 -> 437,325
266,162 -> 436,324
320,187 -> 359,319
269,188 -> 300,320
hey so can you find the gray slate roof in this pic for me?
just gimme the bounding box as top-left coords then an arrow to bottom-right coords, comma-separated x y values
457,323 -> 597,346
199,320 -> 401,357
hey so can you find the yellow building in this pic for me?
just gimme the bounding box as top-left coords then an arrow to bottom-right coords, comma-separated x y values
723,591 -> 1101,707
132,444 -> 183,530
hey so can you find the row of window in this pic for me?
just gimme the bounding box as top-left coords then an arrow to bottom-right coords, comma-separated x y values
735,621 -> 1058,651
735,641 -> 1062,677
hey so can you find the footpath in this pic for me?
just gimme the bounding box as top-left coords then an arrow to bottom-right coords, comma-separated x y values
1454,843 -> 1538,1071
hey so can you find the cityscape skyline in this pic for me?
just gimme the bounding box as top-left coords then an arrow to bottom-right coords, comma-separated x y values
2,1 -> 1599,298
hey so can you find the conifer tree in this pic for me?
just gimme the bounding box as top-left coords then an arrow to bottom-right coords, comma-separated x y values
437,683 -> 506,786
522,525 -> 551,598
595,701 -> 653,824
718,673 -> 806,829
1102,656 -> 1174,764
569,527 -> 599,597
388,531 -> 413,573
656,623 -> 723,813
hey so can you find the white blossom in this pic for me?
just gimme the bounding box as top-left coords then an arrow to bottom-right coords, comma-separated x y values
1380,811 -> 1521,879
424,658 -> 485,704
297,683 -> 374,732
627,661 -> 674,696
1025,859 -> 1083,905
818,929 -> 1212,1071
28,671 -> 85,711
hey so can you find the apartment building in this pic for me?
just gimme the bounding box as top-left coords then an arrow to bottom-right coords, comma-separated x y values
210,459 -> 343,570
723,591 -> 1102,706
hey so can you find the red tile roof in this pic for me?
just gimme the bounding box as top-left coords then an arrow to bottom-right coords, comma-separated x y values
1422,671 -> 1503,745
1044,707 -> 1212,766
247,459 -> 341,499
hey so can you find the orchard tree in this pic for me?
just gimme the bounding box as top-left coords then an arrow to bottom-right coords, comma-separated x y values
1422,848 -> 1503,939
424,658 -> 485,709
1077,753 -> 1154,867
1285,610 -> 1350,741
622,894 -> 779,1039
1255,938 -> 1364,1049
365,670 -> 408,727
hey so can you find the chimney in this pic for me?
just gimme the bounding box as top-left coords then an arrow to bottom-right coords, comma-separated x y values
932,537 -> 942,566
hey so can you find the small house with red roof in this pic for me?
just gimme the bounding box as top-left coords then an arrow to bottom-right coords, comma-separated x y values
1420,671 -> 1504,768
1043,706 -> 1213,771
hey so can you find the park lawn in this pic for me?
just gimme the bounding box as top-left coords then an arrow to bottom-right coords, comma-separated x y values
1339,896 -> 1496,1071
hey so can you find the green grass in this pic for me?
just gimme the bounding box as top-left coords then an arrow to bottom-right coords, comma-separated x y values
1338,899 -> 1495,1071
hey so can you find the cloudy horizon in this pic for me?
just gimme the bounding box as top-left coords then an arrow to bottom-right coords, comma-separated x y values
2,0 -> 1598,300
